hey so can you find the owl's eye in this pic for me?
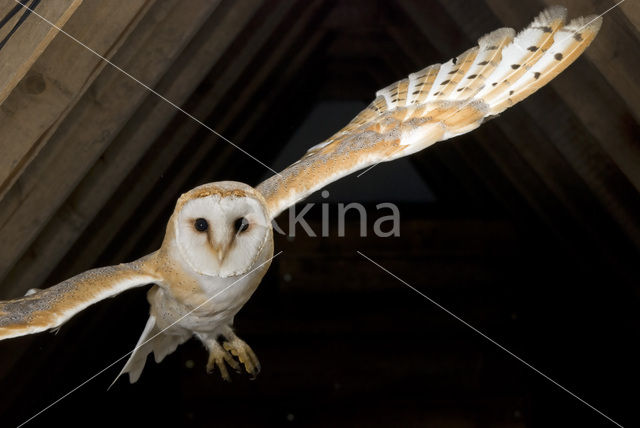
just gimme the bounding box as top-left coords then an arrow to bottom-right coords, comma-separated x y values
234,217 -> 249,233
194,218 -> 208,232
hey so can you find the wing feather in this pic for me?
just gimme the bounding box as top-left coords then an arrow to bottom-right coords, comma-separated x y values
257,7 -> 602,218
476,6 -> 568,104
449,27 -> 515,100
0,254 -> 159,340
432,47 -> 479,101
407,64 -> 441,105
489,14 -> 602,114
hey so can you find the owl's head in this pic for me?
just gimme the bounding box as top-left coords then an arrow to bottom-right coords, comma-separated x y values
166,181 -> 272,278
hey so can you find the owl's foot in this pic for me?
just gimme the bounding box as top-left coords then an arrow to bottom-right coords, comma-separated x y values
222,336 -> 261,378
200,328 -> 261,381
206,340 -> 240,382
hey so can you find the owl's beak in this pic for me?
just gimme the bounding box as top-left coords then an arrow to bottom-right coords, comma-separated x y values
215,249 -> 227,264
210,241 -> 229,264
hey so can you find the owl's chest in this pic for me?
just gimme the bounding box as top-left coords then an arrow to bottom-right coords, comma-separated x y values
150,273 -> 261,333
151,244 -> 273,332
195,271 -> 262,312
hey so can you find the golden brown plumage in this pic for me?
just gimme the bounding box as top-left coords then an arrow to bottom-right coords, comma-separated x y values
0,255 -> 158,339
257,6 -> 602,218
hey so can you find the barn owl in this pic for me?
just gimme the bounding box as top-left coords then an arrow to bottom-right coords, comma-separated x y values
0,7 -> 601,384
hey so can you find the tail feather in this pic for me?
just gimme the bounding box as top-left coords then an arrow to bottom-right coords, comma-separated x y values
110,315 -> 190,387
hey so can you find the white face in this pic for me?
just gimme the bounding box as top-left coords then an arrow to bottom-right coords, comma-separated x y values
174,188 -> 271,278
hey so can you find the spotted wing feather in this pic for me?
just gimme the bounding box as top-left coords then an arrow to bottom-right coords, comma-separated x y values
0,256 -> 158,340
257,7 -> 602,218
489,14 -> 602,114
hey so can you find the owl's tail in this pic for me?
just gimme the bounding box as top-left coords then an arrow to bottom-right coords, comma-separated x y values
110,315 -> 190,387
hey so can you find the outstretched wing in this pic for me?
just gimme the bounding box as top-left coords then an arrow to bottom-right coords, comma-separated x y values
0,254 -> 159,340
257,7 -> 602,218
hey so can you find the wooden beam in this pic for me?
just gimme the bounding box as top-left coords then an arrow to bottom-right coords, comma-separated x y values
485,0 -> 640,195
620,0 -> 640,34
0,0 -> 220,297
115,0 -> 328,262
0,0 -> 153,201
388,2 -> 569,232
413,0 -> 640,247
474,0 -> 640,245
539,0 -> 640,121
43,0 -> 300,283
2,0 -> 261,298
198,15 -> 329,178
0,0 -> 82,104
395,0 -> 640,275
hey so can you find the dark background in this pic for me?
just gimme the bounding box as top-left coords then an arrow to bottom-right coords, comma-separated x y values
0,1 -> 638,427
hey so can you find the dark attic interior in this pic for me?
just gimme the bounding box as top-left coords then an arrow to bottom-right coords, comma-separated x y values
0,0 -> 639,427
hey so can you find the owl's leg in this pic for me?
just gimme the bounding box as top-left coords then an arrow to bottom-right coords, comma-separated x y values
219,325 -> 261,378
199,334 -> 241,381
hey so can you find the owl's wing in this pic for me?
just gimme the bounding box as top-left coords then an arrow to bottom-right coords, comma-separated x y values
257,7 -> 601,218
0,254 -> 159,340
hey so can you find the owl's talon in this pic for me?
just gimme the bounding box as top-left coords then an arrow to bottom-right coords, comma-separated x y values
222,337 -> 261,377
201,328 -> 261,380
205,341 -> 237,381
206,356 -> 231,381
223,350 -> 241,372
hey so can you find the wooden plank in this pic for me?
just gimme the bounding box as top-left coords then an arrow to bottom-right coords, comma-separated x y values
0,0 -> 82,104
620,0 -> 640,35
395,0 -> 640,278
0,0 -> 152,201
2,0 -> 263,296
539,0 -> 640,121
463,124 -> 616,262
50,0 -> 300,279
0,0 -> 219,296
486,0 -> 640,194
417,0 -> 640,247
125,0 -> 329,258
202,15 -> 328,173
390,1 -> 574,231
476,0 -> 640,244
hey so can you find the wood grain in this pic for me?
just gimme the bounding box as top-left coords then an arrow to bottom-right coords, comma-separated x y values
0,0 -> 153,201
0,0 -> 82,104
2,0 -> 237,297
0,0 -> 221,297
55,0 -> 299,278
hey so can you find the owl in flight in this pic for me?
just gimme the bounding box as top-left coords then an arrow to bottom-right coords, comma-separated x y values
0,7 -> 600,383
